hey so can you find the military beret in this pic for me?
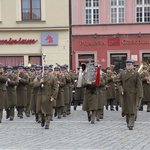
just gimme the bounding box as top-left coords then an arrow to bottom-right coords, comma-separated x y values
35,65 -> 41,70
54,67 -> 60,71
30,67 -> 35,72
134,64 -> 139,68
126,60 -> 133,65
7,66 -> 13,71
49,67 -> 53,72
44,65 -> 49,70
18,64 -> 24,69
142,66 -> 147,70
25,66 -> 30,71
0,63 -> 3,68
106,67 -> 111,70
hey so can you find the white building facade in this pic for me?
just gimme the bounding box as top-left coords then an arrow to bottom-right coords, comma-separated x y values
0,0 -> 69,68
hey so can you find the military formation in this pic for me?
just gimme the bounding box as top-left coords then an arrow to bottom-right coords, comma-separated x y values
0,59 -> 149,130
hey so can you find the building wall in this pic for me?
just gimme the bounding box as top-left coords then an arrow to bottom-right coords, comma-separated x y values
0,0 -> 69,67
71,0 -> 150,70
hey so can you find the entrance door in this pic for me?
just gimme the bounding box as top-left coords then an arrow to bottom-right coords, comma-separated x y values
110,53 -> 127,73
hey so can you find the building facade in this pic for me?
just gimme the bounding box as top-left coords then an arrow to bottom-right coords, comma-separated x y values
0,0 -> 69,68
71,0 -> 150,72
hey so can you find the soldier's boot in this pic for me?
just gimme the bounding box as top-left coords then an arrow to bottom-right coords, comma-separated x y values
96,110 -> 100,121
87,111 -> 91,122
38,114 -> 42,123
63,112 -> 66,117
45,124 -> 49,129
115,105 -> 119,111
138,105 -> 143,111
5,109 -> 10,119
91,110 -> 96,124
106,105 -> 108,110
35,114 -> 38,122
0,109 -> 3,123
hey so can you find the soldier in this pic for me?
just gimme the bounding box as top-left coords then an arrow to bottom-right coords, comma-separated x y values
73,67 -> 84,111
24,66 -> 32,117
96,66 -> 106,121
34,65 -> 58,129
0,63 -> 8,123
16,64 -> 29,118
54,67 -> 66,119
105,67 -> 116,111
118,60 -> 143,130
31,65 -> 42,122
6,66 -> 19,121
62,65 -> 72,117
140,66 -> 150,112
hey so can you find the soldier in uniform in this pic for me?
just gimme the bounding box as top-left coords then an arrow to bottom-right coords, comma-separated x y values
6,66 -> 19,121
34,65 -> 58,129
16,64 -> 29,118
62,65 -> 72,117
140,66 -> 150,112
96,67 -> 106,121
118,60 -> 143,130
31,65 -> 42,122
73,67 -> 84,111
54,67 -> 66,119
105,67 -> 116,111
0,63 -> 8,123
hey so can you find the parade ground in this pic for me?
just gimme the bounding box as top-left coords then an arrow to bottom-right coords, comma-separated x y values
0,106 -> 150,150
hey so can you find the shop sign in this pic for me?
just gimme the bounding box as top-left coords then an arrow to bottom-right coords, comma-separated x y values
40,33 -> 58,46
122,39 -> 150,45
0,38 -> 37,45
80,40 -> 105,46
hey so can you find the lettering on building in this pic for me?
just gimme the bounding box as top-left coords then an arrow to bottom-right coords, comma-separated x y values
0,38 -> 38,45
122,40 -> 150,45
80,40 -> 105,46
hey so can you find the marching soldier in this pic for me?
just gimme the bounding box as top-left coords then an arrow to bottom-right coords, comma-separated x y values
105,67 -> 116,111
16,64 -> 29,118
73,67 -> 84,111
54,67 -> 66,119
96,66 -> 106,121
34,65 -> 58,129
118,60 -> 143,130
139,66 -> 150,112
31,65 -> 42,122
0,63 -> 8,123
6,66 -> 19,121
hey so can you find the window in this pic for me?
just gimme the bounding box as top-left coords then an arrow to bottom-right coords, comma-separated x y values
110,0 -> 125,23
142,53 -> 150,63
21,0 -> 41,20
110,53 -> 127,73
136,0 -> 150,22
29,56 -> 42,65
85,0 -> 99,24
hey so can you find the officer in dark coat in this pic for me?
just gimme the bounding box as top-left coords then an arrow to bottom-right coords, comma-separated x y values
16,64 -> 29,118
34,65 -> 58,129
0,63 -> 8,123
118,60 -> 143,130
6,66 -> 19,120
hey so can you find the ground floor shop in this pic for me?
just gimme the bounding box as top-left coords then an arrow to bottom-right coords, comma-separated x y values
0,30 -> 69,69
72,35 -> 150,72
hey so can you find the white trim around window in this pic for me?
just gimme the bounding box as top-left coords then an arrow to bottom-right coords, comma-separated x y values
0,0 -> 2,22
16,0 -> 45,21
139,50 -> 150,62
75,51 -> 97,69
107,50 -> 130,67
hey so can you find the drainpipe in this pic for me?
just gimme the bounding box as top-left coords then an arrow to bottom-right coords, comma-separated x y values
69,0 -> 72,70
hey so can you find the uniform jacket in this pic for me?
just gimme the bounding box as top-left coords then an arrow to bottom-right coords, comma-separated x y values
16,72 -> 29,107
0,73 -> 8,109
6,73 -> 19,107
118,69 -> 143,114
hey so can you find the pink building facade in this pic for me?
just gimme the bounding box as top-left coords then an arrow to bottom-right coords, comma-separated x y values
71,0 -> 150,72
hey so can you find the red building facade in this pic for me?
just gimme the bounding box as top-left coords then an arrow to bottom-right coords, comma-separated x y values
71,0 -> 150,72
